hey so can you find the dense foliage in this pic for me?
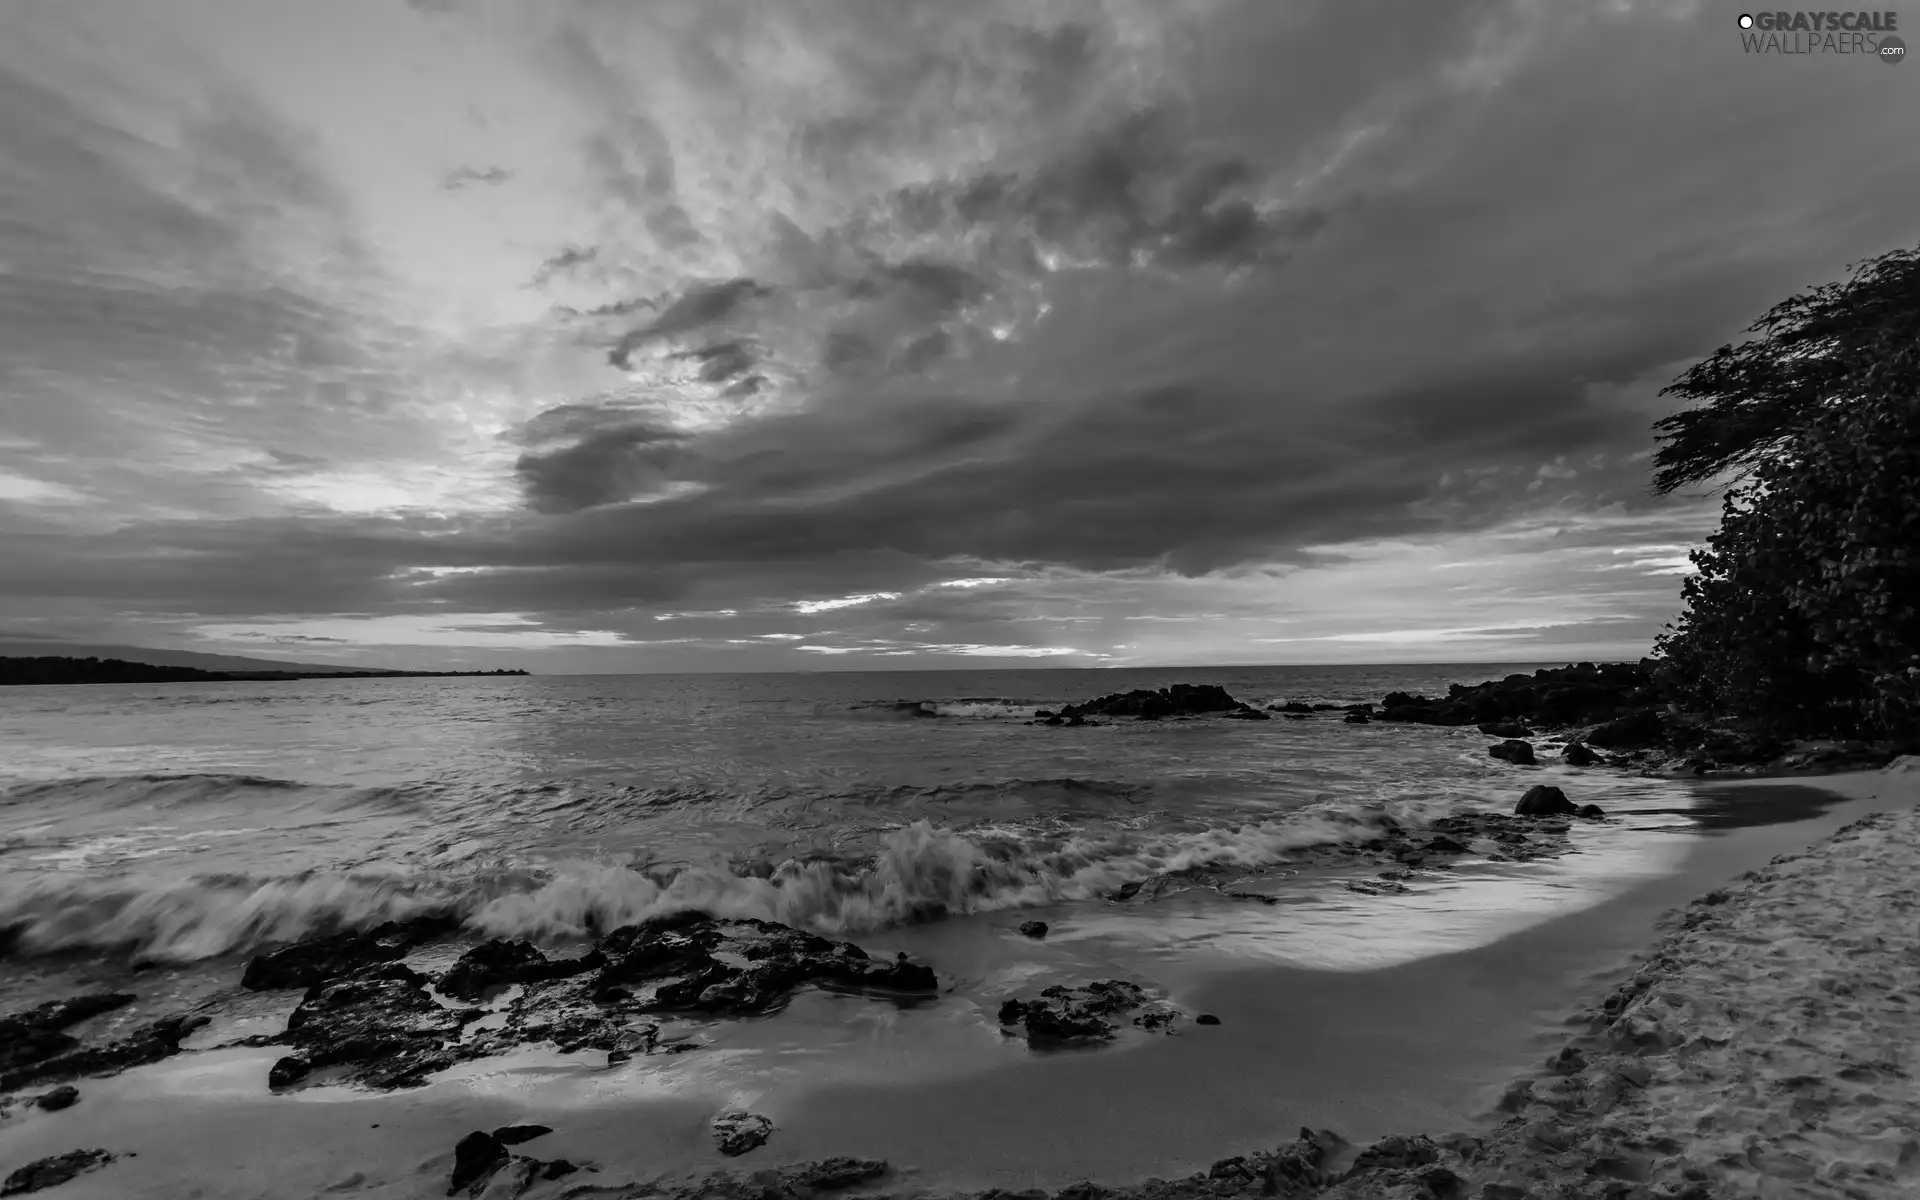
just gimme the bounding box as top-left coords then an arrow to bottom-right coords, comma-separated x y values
1652,245 -> 1920,737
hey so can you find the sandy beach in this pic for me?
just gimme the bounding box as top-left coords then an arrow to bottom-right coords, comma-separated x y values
0,759 -> 1913,1200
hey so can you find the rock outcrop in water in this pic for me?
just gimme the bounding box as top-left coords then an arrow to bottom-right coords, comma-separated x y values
1371,661 -> 1913,778
0,1000 -> 208,1093
252,913 -> 939,1091
1053,683 -> 1257,722
241,916 -> 459,991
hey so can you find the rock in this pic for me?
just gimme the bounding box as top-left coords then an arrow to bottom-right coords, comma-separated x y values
449,1130 -> 509,1195
0,994 -> 135,1076
1,1150 -> 115,1196
790,1158 -> 889,1190
1425,835 -> 1471,855
593,914 -> 936,1018
1488,739 -> 1536,765
275,965 -> 476,1091
1577,804 -> 1607,819
241,916 -> 457,991
713,1109 -> 774,1156
1343,711 -> 1371,724
1017,921 -> 1049,940
1283,713 -> 1312,720
1478,721 -> 1534,738
1562,742 -> 1601,766
1053,683 -> 1243,721
997,980 -> 1157,1046
1515,785 -> 1577,817
1271,701 -> 1316,714
1194,1013 -> 1221,1026
491,1124 -> 552,1146
0,1012 -> 209,1093
1584,708 -> 1666,750
438,941 -> 602,1001
1222,707 -> 1271,720
34,1085 -> 79,1112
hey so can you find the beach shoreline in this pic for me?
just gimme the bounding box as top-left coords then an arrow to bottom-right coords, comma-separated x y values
4,760 -> 1916,1199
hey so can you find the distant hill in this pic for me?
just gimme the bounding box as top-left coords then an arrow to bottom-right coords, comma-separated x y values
0,655 -> 528,686
0,642 -> 400,675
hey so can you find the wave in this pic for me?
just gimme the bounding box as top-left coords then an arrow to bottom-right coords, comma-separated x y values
844,697 -> 1042,720
0,793 -> 1480,963
0,772 -> 432,817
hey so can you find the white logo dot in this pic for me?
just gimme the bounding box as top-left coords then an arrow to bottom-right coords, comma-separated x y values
1738,14 -> 1754,29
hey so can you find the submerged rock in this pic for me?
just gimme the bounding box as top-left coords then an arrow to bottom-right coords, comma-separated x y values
1,1150 -> 115,1196
712,1109 -> 774,1156
1017,921 -> 1049,939
789,1158 -> 889,1190
1488,739 -> 1536,765
1343,711 -> 1371,725
34,1085 -> 79,1112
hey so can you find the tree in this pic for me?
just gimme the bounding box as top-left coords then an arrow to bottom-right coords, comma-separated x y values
1650,244 -> 1920,495
1652,244 -> 1920,737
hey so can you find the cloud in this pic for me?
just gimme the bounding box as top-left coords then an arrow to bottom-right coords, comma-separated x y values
2,0 -> 1917,668
442,164 -> 512,190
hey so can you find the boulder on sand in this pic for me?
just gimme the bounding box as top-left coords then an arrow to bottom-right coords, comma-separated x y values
1516,785 -> 1577,817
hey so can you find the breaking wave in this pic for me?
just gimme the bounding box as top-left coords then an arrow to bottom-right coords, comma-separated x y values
0,794 -> 1478,963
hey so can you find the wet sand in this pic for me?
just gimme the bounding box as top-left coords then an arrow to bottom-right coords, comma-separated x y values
2,770 -> 1911,1199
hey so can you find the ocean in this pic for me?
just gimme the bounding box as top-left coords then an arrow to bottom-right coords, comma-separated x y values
0,663 -> 1793,1191
0,663 -> 1706,971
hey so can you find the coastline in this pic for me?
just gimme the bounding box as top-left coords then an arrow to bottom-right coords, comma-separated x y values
4,761 -> 1915,1199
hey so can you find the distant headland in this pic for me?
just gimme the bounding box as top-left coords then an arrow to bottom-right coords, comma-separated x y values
0,655 -> 528,686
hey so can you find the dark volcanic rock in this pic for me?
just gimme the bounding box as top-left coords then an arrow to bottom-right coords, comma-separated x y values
1478,721 -> 1534,738
997,980 -> 1161,1046
1584,708 -> 1666,750
1018,921 -> 1049,939
492,1124 -> 553,1146
1057,683 -> 1243,721
593,914 -> 936,1017
1,1150 -> 116,1196
713,1109 -> 774,1156
1515,785 -> 1577,817
242,916 -> 458,991
1487,739 -> 1536,765
1222,707 -> 1271,720
449,1130 -> 508,1195
34,1085 -> 79,1112
437,940 -> 602,1001
0,1010 -> 209,1093
0,994 -> 136,1085
1577,804 -> 1607,819
1270,701 -> 1316,714
1342,711 -> 1371,724
1562,742 -> 1602,766
790,1157 -> 889,1190
1194,1013 -> 1221,1026
272,964 -> 477,1091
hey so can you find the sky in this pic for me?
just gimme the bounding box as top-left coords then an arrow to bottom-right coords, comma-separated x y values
0,0 -> 1916,673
